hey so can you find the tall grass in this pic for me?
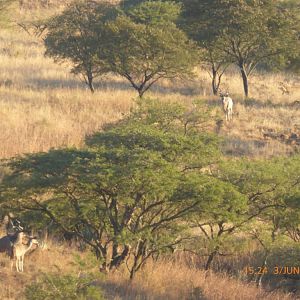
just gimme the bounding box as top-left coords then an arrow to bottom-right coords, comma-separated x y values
0,240 -> 90,300
0,6 -> 300,299
103,259 -> 294,300
0,243 -> 295,300
0,26 -> 299,159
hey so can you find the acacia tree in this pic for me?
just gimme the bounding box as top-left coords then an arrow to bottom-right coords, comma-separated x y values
176,174 -> 248,270
203,47 -> 232,96
282,0 -> 300,74
180,1 -> 232,95
219,158 -> 300,275
44,1 -> 116,92
180,156 -> 300,271
181,0 -> 298,97
281,194 -> 300,243
102,1 -> 198,97
1,99 -> 220,279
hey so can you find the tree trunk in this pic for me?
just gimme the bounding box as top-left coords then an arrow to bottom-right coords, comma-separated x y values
109,244 -> 130,270
138,88 -> 145,98
129,259 -> 137,280
239,64 -> 249,97
86,71 -> 95,93
205,248 -> 218,270
129,240 -> 146,280
212,69 -> 218,96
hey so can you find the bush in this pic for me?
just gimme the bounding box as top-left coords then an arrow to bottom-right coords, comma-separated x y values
25,273 -> 103,300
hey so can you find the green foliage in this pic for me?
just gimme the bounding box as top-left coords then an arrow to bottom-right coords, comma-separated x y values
180,1 -> 233,95
273,1 -> 299,71
1,98 -> 221,277
182,154 -> 300,269
25,273 -> 103,300
25,250 -> 103,299
269,243 -> 300,268
127,1 -> 181,25
44,1 -> 116,92
44,0 -> 198,96
104,2 -> 198,97
219,156 -> 300,250
181,0 -> 299,96
218,156 -> 300,204
40,0 -> 300,97
3,97 -> 300,274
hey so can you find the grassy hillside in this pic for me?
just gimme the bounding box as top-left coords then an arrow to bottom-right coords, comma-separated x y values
0,3 -> 300,299
0,241 -> 294,300
0,25 -> 299,159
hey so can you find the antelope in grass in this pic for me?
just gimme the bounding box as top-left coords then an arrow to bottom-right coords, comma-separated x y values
0,231 -> 39,272
14,232 -> 39,272
220,92 -> 233,121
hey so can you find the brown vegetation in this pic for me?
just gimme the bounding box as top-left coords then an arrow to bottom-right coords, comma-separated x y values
0,243 -> 295,300
0,4 -> 300,299
0,27 -> 299,159
103,259 -> 294,300
0,240 -> 85,299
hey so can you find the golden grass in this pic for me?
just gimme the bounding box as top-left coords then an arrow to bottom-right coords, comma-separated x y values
0,26 -> 299,159
0,86 -> 133,158
0,240 -> 90,300
0,244 -> 295,300
0,24 -> 300,158
0,6 -> 299,300
103,259 -> 294,300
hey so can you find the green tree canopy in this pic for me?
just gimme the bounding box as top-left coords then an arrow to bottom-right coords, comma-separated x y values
44,0 -> 117,92
0,99 -> 220,279
180,0 -> 233,95
2,98 -> 300,277
181,155 -> 300,270
44,0 -> 198,96
102,1 -> 198,97
126,1 -> 181,25
181,0 -> 299,97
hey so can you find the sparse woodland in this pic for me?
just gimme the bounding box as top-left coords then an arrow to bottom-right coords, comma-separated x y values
0,0 -> 300,299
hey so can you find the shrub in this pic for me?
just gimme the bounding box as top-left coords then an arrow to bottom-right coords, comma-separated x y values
25,272 -> 103,300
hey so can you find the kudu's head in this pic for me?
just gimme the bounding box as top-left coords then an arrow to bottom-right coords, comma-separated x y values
18,232 -> 39,247
219,91 -> 230,102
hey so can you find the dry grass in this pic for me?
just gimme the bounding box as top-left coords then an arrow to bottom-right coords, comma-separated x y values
0,240 -> 90,300
102,259 -> 294,300
0,25 -> 300,159
0,29 -> 134,158
1,9 -> 300,298
0,245 -> 295,300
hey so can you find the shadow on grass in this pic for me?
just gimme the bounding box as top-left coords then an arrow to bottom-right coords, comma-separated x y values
22,76 -> 205,97
242,98 -> 300,109
222,136 -> 296,157
100,279 -> 207,300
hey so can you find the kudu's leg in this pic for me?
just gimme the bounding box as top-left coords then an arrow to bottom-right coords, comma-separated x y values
16,257 -> 19,272
21,255 -> 24,272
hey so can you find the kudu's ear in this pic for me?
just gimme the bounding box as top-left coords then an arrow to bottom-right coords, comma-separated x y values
219,90 -> 224,97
